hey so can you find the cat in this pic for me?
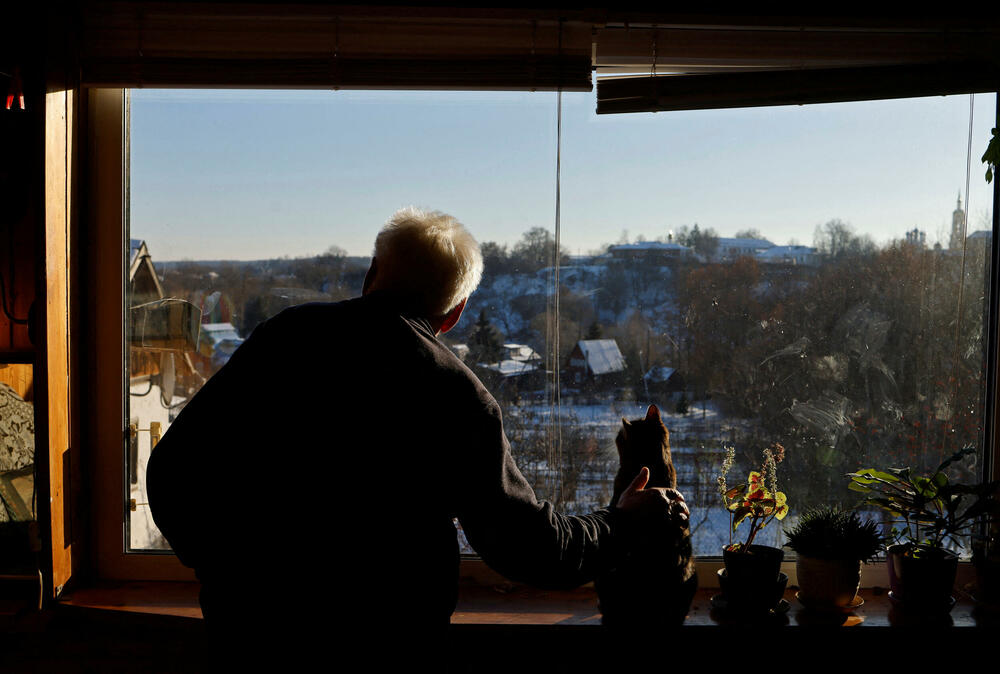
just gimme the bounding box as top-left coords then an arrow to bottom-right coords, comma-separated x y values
596,403 -> 698,627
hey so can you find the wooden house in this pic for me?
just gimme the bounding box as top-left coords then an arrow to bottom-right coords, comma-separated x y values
566,339 -> 626,386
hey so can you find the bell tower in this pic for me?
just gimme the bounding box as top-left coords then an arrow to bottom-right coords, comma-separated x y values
949,193 -> 966,250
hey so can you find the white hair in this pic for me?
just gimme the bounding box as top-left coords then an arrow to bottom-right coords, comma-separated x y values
372,207 -> 484,317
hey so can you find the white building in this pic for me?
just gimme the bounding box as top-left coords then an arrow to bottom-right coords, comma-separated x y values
755,245 -> 818,266
713,237 -> 775,262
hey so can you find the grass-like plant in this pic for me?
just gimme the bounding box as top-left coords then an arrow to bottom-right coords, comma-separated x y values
785,506 -> 884,563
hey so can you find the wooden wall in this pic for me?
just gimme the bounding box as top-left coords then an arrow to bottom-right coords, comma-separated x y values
0,363 -> 33,401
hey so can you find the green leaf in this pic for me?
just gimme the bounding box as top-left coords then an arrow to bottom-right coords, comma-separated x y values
848,481 -> 872,493
914,476 -> 938,498
932,472 -> 948,488
732,505 -> 752,531
867,497 -> 903,517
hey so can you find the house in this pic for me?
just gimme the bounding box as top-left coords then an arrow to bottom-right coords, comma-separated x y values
713,237 -> 775,262
475,343 -> 545,389
127,241 -> 201,549
502,343 -> 542,364
606,241 -> 693,264
196,322 -> 244,373
643,366 -> 686,395
755,245 -> 819,267
3,2 -> 997,663
566,339 -> 627,384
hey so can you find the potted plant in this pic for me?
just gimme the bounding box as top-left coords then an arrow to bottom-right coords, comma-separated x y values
972,516 -> 1000,609
785,506 -> 883,610
715,443 -> 790,612
847,446 -> 1000,612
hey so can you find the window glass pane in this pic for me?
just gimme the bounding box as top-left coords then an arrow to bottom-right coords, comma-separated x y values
549,91 -> 997,556
125,89 -> 557,551
126,88 -> 996,561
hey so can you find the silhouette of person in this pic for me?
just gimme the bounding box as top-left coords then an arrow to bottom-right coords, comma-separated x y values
146,207 -> 687,659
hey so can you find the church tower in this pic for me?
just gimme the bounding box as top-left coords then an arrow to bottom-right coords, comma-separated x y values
949,193 -> 966,250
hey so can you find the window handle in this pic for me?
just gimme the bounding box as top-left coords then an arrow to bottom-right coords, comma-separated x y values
128,421 -> 162,447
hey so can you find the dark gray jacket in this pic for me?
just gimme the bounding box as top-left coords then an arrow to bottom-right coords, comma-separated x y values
147,292 -> 621,636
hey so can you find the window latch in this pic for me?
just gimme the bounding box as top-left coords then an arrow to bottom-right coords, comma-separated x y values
128,422 -> 162,447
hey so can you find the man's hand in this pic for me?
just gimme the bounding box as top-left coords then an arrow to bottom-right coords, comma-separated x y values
616,466 -> 690,525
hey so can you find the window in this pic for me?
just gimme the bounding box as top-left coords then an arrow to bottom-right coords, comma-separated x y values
121,86 -> 997,564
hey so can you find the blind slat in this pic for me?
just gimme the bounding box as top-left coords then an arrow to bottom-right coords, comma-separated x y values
597,63 -> 1000,114
595,26 -> 998,72
82,55 -> 593,91
80,4 -> 592,90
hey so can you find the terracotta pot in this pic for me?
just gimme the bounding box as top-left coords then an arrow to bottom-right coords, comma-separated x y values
887,543 -> 958,610
721,545 -> 785,610
795,556 -> 861,608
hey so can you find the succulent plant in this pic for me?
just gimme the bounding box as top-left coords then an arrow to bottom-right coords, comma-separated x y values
785,506 -> 884,563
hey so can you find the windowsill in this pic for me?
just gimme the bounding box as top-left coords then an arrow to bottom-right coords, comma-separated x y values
43,576 -> 994,629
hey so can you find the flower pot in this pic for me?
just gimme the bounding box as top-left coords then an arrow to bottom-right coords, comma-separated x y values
887,544 -> 958,611
795,556 -> 861,608
721,545 -> 785,611
973,557 -> 1000,606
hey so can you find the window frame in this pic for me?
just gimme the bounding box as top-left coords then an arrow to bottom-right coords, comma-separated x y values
84,86 -> 999,588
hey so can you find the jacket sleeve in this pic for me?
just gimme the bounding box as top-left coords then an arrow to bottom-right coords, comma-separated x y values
452,394 -> 624,590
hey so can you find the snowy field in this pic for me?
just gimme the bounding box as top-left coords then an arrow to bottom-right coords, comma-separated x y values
454,396 -> 782,557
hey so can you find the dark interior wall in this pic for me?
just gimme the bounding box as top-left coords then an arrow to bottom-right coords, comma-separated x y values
0,7 -> 43,355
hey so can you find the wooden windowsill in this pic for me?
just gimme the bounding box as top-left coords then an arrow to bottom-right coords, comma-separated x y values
45,579 -> 995,629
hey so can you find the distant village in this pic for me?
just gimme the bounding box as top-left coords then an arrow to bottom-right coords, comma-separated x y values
125,196 -> 992,551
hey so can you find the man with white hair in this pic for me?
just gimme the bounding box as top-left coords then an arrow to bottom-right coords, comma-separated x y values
147,207 -> 685,650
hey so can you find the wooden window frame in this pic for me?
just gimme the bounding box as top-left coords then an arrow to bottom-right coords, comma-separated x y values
86,88 -> 193,581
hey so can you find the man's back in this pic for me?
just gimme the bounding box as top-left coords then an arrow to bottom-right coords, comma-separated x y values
148,291 -> 619,649
149,294 -> 471,624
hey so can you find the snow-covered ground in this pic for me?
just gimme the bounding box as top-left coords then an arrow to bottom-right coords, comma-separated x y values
128,382 -> 182,551
451,396 -> 772,557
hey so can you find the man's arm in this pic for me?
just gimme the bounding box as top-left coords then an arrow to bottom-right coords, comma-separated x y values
452,399 -> 686,590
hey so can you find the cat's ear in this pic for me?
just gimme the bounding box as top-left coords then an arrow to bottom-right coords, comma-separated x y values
621,418 -> 630,436
645,404 -> 661,421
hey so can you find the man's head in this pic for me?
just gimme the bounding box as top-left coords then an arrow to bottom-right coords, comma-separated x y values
363,207 -> 483,331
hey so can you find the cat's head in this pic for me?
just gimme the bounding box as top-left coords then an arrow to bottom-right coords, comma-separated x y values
615,404 -> 674,484
617,402 -> 668,447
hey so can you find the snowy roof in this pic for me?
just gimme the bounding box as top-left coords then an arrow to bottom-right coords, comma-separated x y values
130,239 -> 144,266
643,366 -> 677,382
201,323 -> 241,343
202,322 -> 238,333
756,245 -> 816,258
503,343 -> 541,361
480,359 -> 538,377
608,241 -> 691,252
577,339 -> 626,375
717,237 -> 775,250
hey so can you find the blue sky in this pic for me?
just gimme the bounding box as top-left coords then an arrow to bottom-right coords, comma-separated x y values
130,87 -> 997,260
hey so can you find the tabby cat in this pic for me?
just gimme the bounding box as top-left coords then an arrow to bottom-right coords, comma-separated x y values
596,404 -> 697,627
